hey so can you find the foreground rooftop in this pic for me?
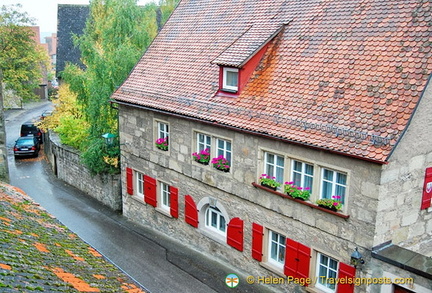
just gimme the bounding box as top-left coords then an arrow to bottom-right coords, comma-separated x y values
0,183 -> 145,292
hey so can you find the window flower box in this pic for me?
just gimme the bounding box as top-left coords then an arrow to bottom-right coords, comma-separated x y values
259,174 -> 281,191
155,137 -> 169,151
192,148 -> 210,165
252,182 -> 349,219
211,155 -> 230,172
284,182 -> 310,201
316,196 -> 343,211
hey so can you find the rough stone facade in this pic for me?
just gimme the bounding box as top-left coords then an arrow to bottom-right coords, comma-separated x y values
377,82 -> 432,253
44,131 -> 121,211
118,104 -> 430,293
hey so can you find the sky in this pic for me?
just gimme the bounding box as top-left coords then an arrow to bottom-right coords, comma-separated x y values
2,0 -> 156,34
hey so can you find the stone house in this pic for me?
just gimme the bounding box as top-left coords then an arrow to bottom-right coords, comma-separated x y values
112,0 -> 432,292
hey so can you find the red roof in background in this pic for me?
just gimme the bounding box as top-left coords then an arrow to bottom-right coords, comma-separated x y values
113,0 -> 432,163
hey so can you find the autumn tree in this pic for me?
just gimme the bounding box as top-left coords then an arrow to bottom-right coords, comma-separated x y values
0,4 -> 50,182
0,4 -> 50,101
57,0 -> 179,174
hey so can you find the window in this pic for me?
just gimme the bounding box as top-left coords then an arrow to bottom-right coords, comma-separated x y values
222,67 -> 239,92
316,253 -> 338,292
292,160 -> 314,193
160,182 -> 170,211
264,152 -> 284,187
135,171 -> 144,198
197,133 -> 211,152
321,168 -> 347,203
158,122 -> 169,139
268,230 -> 286,268
205,206 -> 226,235
194,132 -> 232,170
156,121 -> 169,151
216,138 -> 232,163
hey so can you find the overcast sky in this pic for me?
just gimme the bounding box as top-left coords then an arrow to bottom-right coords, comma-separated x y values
2,0 -> 156,34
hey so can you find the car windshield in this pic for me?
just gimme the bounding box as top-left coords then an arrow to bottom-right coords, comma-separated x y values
16,138 -> 34,146
22,125 -> 37,132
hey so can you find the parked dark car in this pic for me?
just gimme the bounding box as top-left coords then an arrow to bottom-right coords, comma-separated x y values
20,121 -> 43,143
13,137 -> 41,158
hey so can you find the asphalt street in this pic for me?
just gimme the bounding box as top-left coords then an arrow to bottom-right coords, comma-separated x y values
4,100 -> 272,293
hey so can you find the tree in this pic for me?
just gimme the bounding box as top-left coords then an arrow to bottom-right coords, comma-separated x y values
0,4 -> 50,182
37,83 -> 88,150
59,0 -> 178,174
0,4 -> 50,101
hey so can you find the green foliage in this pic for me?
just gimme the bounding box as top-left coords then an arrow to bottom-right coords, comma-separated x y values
38,83 -> 88,148
58,0 -> 179,174
55,115 -> 88,149
80,137 -> 120,175
0,4 -> 50,101
159,0 -> 179,25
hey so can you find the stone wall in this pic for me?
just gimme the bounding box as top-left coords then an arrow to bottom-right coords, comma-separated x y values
119,105 -> 388,293
377,81 -> 432,253
44,131 -> 121,211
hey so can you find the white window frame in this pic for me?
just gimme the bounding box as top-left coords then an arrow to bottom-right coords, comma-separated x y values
222,67 -> 239,92
160,182 -> 170,211
205,206 -> 227,236
315,252 -> 338,293
216,138 -> 232,163
135,171 -> 144,198
263,152 -> 285,188
291,160 -> 314,193
320,168 -> 347,203
197,197 -> 230,243
197,133 -> 211,152
158,121 -> 169,140
267,230 -> 286,269
194,132 -> 232,170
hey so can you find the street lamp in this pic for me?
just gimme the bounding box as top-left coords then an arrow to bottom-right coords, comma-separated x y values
102,133 -> 116,146
350,247 -> 365,268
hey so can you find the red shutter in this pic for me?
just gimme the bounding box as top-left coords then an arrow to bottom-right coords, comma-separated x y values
126,167 -> 133,195
227,217 -> 244,251
284,239 -> 311,282
421,167 -> 432,210
337,262 -> 356,293
144,175 -> 157,207
184,195 -> 198,228
251,223 -> 264,261
170,186 -> 179,218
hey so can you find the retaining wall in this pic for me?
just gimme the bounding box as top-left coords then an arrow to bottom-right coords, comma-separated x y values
44,131 -> 121,211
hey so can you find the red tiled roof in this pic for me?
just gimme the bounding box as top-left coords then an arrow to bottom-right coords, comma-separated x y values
212,23 -> 284,67
113,0 -> 432,163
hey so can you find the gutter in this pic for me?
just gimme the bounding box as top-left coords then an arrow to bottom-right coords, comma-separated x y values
111,99 -> 387,165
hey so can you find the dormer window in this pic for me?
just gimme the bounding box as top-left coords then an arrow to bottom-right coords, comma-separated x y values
222,67 -> 239,92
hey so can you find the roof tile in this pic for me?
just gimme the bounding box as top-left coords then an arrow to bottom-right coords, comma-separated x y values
113,0 -> 432,163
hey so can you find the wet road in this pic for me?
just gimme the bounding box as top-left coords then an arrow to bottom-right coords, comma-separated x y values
4,101 -> 228,293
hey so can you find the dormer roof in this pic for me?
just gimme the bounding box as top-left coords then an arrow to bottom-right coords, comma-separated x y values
212,23 -> 285,68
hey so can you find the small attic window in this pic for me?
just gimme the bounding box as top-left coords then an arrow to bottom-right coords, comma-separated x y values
222,67 -> 239,92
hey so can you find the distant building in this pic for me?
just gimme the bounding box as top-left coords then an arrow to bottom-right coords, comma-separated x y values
112,0 -> 432,292
56,4 -> 89,79
45,33 -> 57,72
